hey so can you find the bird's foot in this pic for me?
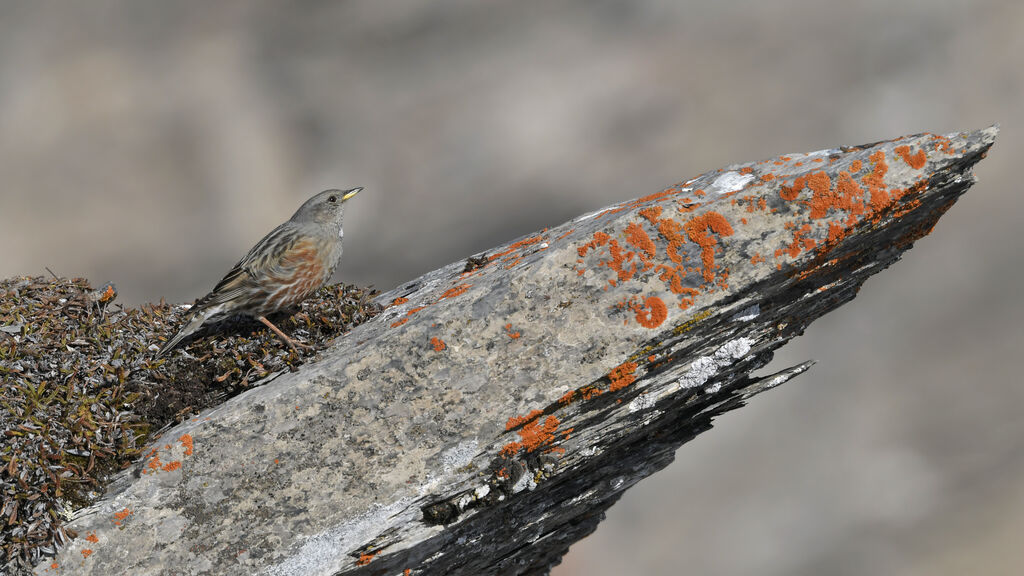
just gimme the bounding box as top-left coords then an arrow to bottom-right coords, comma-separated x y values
258,316 -> 315,354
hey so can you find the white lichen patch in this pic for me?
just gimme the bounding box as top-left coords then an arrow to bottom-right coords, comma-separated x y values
441,440 -> 479,473
710,171 -> 755,194
671,337 -> 754,393
628,392 -> 656,413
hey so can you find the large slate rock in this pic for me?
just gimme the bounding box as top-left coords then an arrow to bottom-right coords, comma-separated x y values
36,127 -> 996,576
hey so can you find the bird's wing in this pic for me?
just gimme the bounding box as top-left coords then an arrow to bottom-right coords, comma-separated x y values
194,223 -> 301,310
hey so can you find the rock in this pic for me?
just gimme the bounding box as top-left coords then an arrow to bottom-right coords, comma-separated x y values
35,127 -> 997,576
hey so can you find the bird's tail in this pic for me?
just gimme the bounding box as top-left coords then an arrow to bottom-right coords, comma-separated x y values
156,304 -> 223,358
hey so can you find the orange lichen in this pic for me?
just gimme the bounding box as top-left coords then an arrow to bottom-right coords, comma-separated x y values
625,222 -> 657,260
406,306 -> 427,316
693,188 -> 706,197
431,337 -> 446,351
506,410 -> 544,431
504,323 -> 521,339
850,159 -> 862,173
760,174 -> 776,182
558,390 -> 575,405
556,228 -> 575,240
577,229 -> 652,283
894,145 -> 926,169
750,252 -> 765,265
501,414 -> 561,456
517,415 -> 560,452
439,284 -> 471,299
863,151 -> 891,212
579,386 -> 604,400
488,236 -> 544,261
390,318 -> 409,328
85,533 -> 98,544
637,189 -> 677,203
774,224 -> 816,259
391,297 -> 409,306
81,549 -> 93,559
780,176 -> 805,201
739,167 -> 753,174
629,296 -> 667,328
608,361 -> 638,392
113,508 -> 133,526
162,461 -> 182,472
684,212 -> 734,282
179,434 -> 193,456
356,551 -> 378,566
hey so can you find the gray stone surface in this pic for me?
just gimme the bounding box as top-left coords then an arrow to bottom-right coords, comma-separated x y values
35,127 -> 996,576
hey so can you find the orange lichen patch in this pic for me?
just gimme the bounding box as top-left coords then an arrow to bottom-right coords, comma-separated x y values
113,508 -> 133,526
862,151 -> 891,212
391,297 -> 409,307
774,224 -> 816,259
693,188 -> 706,197
608,361 -> 638,392
931,134 -> 955,154
760,173 -> 776,182
405,570 -> 412,576
576,230 -> 650,283
647,355 -> 657,362
506,410 -> 544,431
805,170 -> 831,193
558,390 -> 575,405
81,549 -> 93,559
356,551 -> 378,566
750,252 -> 765,265
894,145 -> 926,169
439,284 -> 471,300
85,533 -> 98,544
162,461 -> 182,472
850,159 -> 862,173
579,386 -> 604,400
637,189 -> 678,203
500,414 -> 561,456
504,323 -> 521,339
780,175 -> 805,201
406,306 -> 426,316
629,296 -> 668,328
179,434 -> 193,456
624,222 -> 657,260
488,236 -> 544,261
739,167 -> 753,174
390,318 -> 409,328
517,415 -> 560,452
430,337 -> 446,351
684,212 -> 734,282
556,228 -> 575,241
639,206 -> 690,264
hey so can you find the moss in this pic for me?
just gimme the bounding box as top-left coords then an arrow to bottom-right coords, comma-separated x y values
0,276 -> 380,569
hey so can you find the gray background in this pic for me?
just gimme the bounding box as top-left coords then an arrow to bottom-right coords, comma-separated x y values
1,2 -> 1021,574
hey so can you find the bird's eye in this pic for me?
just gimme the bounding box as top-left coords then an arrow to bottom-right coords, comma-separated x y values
327,195 -> 337,203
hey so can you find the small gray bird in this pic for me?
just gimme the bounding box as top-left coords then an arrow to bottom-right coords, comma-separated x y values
157,187 -> 364,357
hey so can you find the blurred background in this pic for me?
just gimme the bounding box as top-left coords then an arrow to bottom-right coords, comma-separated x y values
1,1 -> 1022,574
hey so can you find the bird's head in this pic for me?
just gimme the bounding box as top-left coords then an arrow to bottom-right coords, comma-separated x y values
291,187 -> 364,227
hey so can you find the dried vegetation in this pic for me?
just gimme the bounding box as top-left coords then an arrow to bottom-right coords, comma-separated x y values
0,276 -> 380,571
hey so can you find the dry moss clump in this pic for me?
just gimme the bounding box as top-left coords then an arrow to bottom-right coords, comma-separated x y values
0,276 -> 380,571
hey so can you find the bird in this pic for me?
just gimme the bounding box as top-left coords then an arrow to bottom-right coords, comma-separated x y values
156,187 -> 364,357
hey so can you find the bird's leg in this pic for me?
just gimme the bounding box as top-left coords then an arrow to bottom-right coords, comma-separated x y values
258,316 -> 314,352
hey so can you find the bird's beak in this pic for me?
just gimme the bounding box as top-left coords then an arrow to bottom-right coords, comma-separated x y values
342,187 -> 364,200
